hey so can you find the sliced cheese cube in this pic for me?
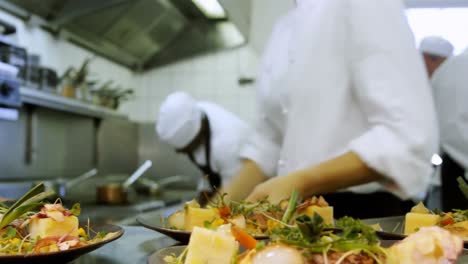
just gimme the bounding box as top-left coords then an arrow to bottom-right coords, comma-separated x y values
185,226 -> 238,264
302,206 -> 334,226
29,216 -> 79,239
404,213 -> 440,235
184,207 -> 219,231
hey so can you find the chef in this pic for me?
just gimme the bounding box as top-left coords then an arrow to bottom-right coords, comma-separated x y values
156,91 -> 252,202
420,36 -> 454,78
430,50 -> 468,210
225,0 -> 438,218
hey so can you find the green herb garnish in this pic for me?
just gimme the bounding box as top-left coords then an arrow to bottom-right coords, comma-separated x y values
0,183 -> 54,229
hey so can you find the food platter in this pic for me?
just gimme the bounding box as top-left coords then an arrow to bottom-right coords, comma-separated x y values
0,223 -> 124,264
137,215 -> 268,244
147,242 -> 468,264
361,216 -> 468,248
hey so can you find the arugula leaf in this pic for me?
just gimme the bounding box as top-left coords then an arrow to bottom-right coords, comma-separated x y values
336,216 -> 378,245
70,203 -> 81,216
296,213 -> 324,243
2,226 -> 17,239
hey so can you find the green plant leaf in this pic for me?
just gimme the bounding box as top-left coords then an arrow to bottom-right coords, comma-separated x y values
70,203 -> 81,217
0,203 -> 43,229
0,183 -> 54,229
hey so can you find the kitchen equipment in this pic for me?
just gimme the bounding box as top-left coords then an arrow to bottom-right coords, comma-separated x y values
0,62 -> 21,108
39,67 -> 58,92
97,160 -> 152,205
0,44 -> 27,82
38,168 -> 98,199
136,175 -> 185,195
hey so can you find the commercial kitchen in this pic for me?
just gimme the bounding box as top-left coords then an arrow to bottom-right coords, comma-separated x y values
0,0 -> 467,263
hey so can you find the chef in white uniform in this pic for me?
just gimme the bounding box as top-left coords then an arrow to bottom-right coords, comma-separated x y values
157,92 -> 252,202
225,0 -> 438,218
430,50 -> 468,210
420,36 -> 454,78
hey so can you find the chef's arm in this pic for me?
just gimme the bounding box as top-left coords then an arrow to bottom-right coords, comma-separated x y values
246,151 -> 384,203
223,159 -> 267,201
293,151 -> 383,196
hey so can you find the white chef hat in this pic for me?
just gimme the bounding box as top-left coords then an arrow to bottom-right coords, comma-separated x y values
156,92 -> 202,149
420,36 -> 454,58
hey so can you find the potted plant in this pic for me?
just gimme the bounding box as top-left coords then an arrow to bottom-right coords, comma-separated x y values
60,57 -> 93,99
90,81 -> 134,110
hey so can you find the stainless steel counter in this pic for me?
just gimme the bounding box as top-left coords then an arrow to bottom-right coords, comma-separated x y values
72,226 -> 177,264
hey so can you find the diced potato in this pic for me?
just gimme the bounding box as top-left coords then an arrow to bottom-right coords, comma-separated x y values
185,226 -> 238,264
410,202 -> 430,214
184,199 -> 201,209
184,207 -> 219,231
29,216 -> 79,238
444,220 -> 468,239
302,206 -> 334,226
404,213 -> 440,235
230,215 -> 246,230
168,210 -> 185,230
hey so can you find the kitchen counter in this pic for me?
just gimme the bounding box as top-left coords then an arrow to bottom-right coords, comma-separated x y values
73,226 -> 177,264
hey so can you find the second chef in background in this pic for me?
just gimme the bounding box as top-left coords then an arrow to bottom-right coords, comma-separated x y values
156,91 -> 252,203
225,0 -> 438,218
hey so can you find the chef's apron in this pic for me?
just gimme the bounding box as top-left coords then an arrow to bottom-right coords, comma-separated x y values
187,116 -> 222,204
441,153 -> 467,211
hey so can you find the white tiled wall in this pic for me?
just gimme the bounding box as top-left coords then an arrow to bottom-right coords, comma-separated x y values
0,10 -> 261,125
121,46 -> 260,124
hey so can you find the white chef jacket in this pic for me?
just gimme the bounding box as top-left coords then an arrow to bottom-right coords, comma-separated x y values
240,0 -> 438,199
192,102 -> 252,188
432,51 -> 468,172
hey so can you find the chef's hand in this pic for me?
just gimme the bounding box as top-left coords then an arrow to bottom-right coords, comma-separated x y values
247,152 -> 383,204
246,171 -> 304,204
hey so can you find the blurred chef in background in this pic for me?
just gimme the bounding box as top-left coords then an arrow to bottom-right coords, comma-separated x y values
428,49 -> 468,211
156,91 -> 252,203
420,36 -> 454,78
225,0 -> 438,218
419,36 -> 454,209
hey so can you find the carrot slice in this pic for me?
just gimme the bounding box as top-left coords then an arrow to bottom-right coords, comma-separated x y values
218,206 -> 231,218
231,225 -> 257,250
440,217 -> 455,226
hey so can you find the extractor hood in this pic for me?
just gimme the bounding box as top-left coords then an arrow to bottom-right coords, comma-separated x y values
0,0 -> 246,71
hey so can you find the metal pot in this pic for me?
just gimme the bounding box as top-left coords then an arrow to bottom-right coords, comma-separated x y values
96,160 -> 152,205
36,168 -> 98,199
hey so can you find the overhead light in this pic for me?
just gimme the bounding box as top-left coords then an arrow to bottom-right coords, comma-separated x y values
192,0 -> 226,19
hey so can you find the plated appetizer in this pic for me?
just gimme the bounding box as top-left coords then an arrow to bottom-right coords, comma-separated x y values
164,215 -> 463,264
0,183 -> 120,255
166,191 -> 334,236
404,202 -> 468,240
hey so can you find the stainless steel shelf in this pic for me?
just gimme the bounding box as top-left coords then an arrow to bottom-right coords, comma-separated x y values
20,87 -> 128,119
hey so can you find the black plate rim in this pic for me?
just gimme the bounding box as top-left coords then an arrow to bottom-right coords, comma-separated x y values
0,223 -> 124,260
136,215 -> 269,243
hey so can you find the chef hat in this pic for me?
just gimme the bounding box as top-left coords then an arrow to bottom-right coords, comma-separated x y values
156,92 -> 202,149
420,36 -> 454,58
